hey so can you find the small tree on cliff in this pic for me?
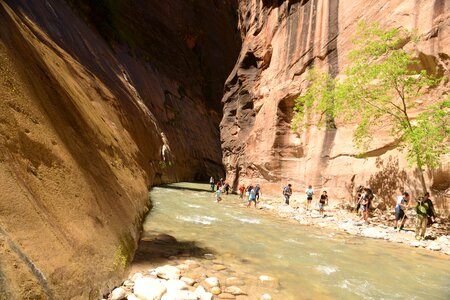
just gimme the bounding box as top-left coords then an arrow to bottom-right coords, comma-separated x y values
293,22 -> 450,193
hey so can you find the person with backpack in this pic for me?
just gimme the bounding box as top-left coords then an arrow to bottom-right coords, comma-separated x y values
255,184 -> 261,201
319,191 -> 328,216
415,195 -> 429,240
423,192 -> 436,225
305,185 -> 314,210
247,188 -> 257,208
283,184 -> 292,205
394,192 -> 410,230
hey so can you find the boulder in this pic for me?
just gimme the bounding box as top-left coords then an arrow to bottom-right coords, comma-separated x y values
210,287 -> 221,295
204,277 -> 220,288
198,292 -> 213,300
427,242 -> 442,251
155,265 -> 181,280
134,277 -> 167,300
224,286 -> 246,295
181,277 -> 195,286
127,295 -> 140,300
164,279 -> 189,292
110,287 -> 127,300
161,290 -> 199,300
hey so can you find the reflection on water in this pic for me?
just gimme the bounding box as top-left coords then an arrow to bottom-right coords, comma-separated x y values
143,183 -> 450,299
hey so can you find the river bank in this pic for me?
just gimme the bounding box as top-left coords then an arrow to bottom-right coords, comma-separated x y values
253,195 -> 450,256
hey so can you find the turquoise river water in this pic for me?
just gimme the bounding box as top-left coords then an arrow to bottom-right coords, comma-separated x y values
141,183 -> 450,299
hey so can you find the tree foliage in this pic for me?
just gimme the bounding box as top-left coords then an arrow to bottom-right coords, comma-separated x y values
293,21 -> 450,190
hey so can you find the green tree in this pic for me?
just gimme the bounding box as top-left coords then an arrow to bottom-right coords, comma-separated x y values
293,22 -> 450,193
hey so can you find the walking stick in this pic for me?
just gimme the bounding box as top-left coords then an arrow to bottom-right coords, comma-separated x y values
398,211 -> 407,232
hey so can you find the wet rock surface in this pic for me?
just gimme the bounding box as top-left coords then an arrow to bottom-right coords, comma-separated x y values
105,259 -> 275,300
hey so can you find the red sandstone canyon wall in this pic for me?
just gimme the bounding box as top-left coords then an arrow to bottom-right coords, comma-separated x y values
0,0 -> 239,298
221,0 -> 450,204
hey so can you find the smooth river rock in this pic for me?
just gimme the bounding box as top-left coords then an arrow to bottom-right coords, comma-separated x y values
180,276 -> 195,286
224,286 -> 245,295
161,290 -> 198,300
164,279 -> 189,291
110,287 -> 127,300
134,277 -> 167,300
204,277 -> 220,288
155,265 -> 181,280
211,287 -> 221,295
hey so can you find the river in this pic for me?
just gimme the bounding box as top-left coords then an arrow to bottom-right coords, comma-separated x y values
135,183 -> 450,299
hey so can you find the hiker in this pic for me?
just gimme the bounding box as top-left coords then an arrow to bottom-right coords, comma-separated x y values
305,185 -> 314,210
209,176 -> 215,191
355,185 -> 365,214
247,188 -> 257,208
216,180 -> 222,192
415,195 -> 429,240
283,184 -> 292,205
224,182 -> 230,195
246,183 -> 254,197
319,191 -> 328,216
394,192 -> 410,230
359,188 -> 370,224
215,188 -> 222,203
255,183 -> 261,201
423,192 -> 436,225
238,184 -> 245,199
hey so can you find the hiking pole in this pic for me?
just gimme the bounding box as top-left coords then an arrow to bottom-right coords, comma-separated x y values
398,210 -> 407,232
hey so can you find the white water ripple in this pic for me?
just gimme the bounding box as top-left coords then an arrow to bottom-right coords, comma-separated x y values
316,265 -> 339,275
176,215 -> 218,225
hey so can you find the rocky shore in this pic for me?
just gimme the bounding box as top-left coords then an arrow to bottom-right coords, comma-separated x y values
256,197 -> 450,256
104,257 -> 278,300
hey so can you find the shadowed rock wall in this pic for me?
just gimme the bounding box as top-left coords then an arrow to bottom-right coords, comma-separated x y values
0,0 -> 239,298
221,0 -> 450,204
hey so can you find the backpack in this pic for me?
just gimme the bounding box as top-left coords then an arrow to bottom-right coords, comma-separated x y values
307,189 -> 313,197
282,186 -> 288,195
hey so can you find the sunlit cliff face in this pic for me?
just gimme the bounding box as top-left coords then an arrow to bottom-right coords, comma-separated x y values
220,0 -> 450,200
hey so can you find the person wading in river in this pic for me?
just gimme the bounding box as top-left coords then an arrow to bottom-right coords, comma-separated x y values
394,192 -> 410,230
239,184 -> 245,199
215,188 -> 223,203
255,183 -> 261,201
247,187 -> 257,208
283,184 -> 292,205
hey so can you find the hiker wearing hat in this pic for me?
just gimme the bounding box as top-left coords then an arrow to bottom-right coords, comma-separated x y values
415,195 -> 429,240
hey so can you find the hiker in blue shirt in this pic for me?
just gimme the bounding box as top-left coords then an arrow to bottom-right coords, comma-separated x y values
305,185 -> 314,210
247,188 -> 257,208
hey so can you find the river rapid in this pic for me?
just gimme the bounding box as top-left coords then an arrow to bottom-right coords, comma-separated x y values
136,183 -> 450,299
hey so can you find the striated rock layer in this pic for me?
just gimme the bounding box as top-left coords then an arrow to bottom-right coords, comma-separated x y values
221,0 -> 450,204
0,0 -> 239,298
